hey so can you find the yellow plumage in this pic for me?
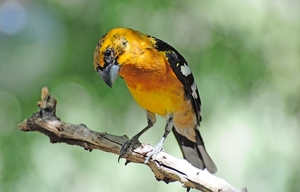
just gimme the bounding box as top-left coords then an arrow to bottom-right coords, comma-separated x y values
93,28 -> 217,174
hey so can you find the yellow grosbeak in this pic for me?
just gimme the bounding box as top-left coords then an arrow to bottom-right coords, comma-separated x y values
93,28 -> 217,174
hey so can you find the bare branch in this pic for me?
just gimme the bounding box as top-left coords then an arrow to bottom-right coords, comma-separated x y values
18,87 -> 247,192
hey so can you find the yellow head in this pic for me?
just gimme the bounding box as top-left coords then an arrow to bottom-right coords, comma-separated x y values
93,28 -> 152,87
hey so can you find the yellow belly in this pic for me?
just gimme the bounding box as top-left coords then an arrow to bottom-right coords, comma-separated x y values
127,83 -> 182,116
120,65 -> 198,141
118,54 -> 185,117
126,80 -> 198,141
114,39 -> 198,141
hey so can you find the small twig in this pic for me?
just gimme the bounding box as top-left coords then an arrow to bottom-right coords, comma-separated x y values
18,87 -> 247,192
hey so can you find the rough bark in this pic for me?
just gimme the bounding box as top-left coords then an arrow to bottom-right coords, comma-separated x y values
18,87 -> 247,192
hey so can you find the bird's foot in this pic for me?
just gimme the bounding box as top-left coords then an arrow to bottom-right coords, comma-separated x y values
145,142 -> 163,163
118,136 -> 140,162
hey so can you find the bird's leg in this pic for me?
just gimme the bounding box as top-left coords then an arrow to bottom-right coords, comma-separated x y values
145,114 -> 174,163
118,111 -> 156,162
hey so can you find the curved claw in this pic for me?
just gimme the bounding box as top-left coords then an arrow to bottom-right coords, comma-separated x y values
118,137 -> 139,162
145,142 -> 163,163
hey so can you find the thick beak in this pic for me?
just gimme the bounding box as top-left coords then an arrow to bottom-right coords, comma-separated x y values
97,63 -> 120,87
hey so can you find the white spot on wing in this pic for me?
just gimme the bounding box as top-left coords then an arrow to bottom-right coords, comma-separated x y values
180,63 -> 191,76
191,82 -> 198,99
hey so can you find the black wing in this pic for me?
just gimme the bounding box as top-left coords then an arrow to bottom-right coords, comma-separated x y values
151,36 -> 202,125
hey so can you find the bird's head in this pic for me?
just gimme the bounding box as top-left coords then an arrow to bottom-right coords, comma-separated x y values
93,28 -> 147,87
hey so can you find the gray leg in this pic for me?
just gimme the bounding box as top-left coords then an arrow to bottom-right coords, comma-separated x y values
145,113 -> 174,163
118,111 -> 156,161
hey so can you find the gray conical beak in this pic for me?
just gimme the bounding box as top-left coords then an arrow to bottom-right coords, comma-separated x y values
97,64 -> 120,87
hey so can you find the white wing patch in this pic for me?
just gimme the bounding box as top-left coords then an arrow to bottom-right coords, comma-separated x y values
180,63 -> 192,76
191,82 -> 198,99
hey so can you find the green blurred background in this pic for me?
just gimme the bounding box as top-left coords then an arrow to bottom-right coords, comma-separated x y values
1,0 -> 299,191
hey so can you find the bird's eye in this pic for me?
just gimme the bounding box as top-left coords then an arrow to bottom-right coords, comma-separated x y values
104,49 -> 112,57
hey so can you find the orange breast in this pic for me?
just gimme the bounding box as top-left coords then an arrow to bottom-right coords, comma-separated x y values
118,52 -> 183,116
119,52 -> 198,140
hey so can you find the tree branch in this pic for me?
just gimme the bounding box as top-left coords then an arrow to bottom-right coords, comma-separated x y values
18,87 -> 247,192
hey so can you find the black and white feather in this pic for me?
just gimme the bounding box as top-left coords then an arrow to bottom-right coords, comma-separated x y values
151,36 -> 202,125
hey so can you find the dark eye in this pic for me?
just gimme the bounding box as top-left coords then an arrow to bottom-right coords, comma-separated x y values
104,49 -> 112,57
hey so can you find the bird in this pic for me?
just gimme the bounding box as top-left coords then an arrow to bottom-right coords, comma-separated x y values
93,28 -> 217,174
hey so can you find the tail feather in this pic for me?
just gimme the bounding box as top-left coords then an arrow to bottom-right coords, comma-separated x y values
172,128 -> 217,174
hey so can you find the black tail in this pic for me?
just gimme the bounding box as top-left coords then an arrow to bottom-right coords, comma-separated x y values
172,128 -> 217,174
